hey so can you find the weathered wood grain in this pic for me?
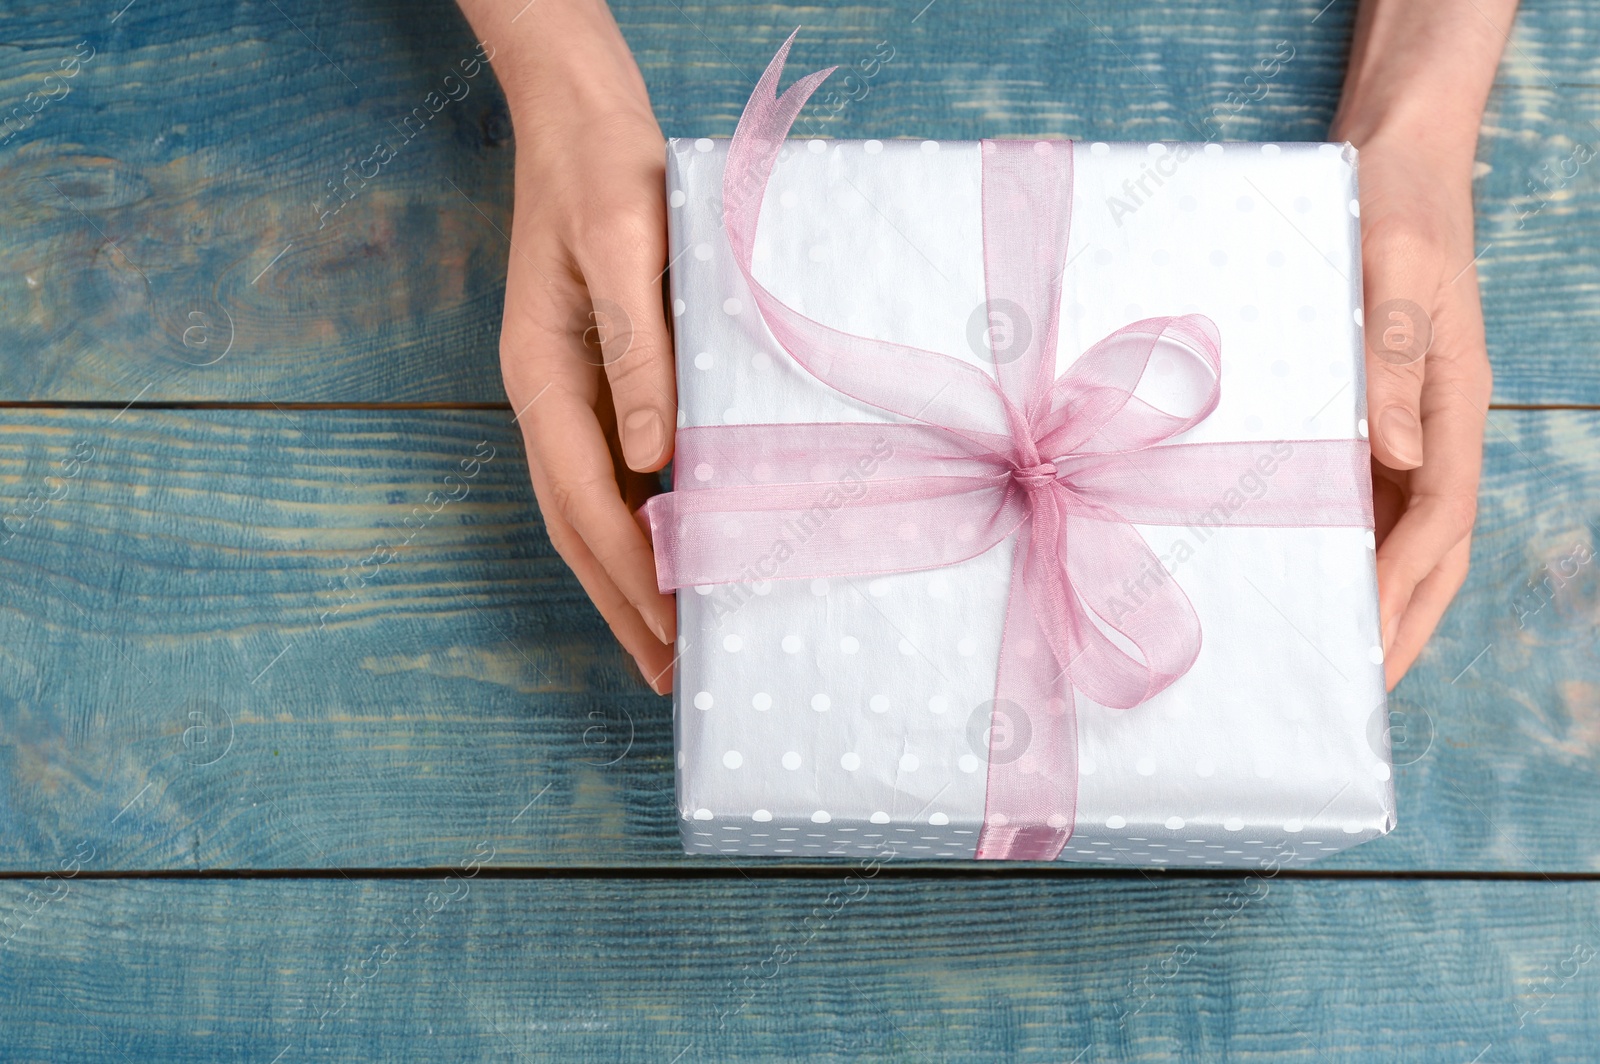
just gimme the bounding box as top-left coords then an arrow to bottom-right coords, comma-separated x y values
1,876 -> 1598,1061
0,407 -> 666,871
1388,406 -> 1600,874
0,407 -> 1594,872
0,0 -> 515,402
1,0 -> 1594,1051
2,1 -> 1599,403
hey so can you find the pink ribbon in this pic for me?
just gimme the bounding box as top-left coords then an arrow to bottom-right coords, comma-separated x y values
645,34 -> 1374,860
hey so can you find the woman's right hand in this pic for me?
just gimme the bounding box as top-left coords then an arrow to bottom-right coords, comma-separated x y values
454,0 -> 678,692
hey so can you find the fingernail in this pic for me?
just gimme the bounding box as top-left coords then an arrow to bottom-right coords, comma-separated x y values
642,659 -> 670,696
622,409 -> 665,470
640,665 -> 661,695
1382,611 -> 1400,656
645,612 -> 670,645
1377,406 -> 1423,467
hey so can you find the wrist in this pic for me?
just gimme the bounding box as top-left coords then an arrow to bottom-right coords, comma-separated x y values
1331,90 -> 1483,178
455,0 -> 652,125
1329,0 -> 1517,176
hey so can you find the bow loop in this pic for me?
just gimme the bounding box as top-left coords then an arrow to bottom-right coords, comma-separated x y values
1033,315 -> 1224,460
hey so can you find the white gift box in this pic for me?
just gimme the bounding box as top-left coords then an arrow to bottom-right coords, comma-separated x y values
664,136 -> 1395,866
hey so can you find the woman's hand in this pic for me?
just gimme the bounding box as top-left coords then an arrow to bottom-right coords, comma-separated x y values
1332,0 -> 1516,688
1343,131 -> 1489,689
454,0 -> 677,692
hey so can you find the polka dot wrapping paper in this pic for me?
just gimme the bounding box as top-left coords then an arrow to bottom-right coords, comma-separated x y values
663,136 -> 1393,866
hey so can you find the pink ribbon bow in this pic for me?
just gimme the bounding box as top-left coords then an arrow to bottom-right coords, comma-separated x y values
645,34 -> 1374,860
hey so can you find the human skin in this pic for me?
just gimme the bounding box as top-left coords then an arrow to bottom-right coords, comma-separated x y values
1329,0 -> 1512,687
453,0 -> 677,692
453,0 -> 1511,693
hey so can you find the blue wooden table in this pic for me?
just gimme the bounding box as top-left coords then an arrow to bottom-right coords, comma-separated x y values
3,0 -> 1599,1058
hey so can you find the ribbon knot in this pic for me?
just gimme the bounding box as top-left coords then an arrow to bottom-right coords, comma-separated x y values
1013,461 -> 1059,493
643,32 -> 1374,862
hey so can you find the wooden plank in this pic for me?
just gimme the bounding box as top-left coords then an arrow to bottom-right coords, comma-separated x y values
0,407 -> 665,870
1,0 -> 1599,403
0,0 -> 514,403
1,876 -> 1598,1059
1474,85 -> 1600,408
1375,406 -> 1600,874
0,407 -> 1594,871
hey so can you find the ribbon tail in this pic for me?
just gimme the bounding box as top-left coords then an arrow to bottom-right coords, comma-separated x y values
975,495 -> 1078,860
722,34 -> 1018,447
723,30 -> 837,244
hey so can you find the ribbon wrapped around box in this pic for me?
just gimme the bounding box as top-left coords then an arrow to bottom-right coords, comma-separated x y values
646,36 -> 1396,865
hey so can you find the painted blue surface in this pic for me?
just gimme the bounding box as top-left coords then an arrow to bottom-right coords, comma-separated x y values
0,0 -> 1595,401
0,0 -> 1597,1057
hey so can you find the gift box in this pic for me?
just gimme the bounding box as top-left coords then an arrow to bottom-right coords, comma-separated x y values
649,40 -> 1395,866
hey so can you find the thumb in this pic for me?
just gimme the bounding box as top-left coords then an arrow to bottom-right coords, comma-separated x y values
575,210 -> 678,475
1360,228 -> 1437,471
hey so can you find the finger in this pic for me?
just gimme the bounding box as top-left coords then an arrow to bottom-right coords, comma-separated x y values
528,455 -> 676,694
1372,431 -> 1476,658
1361,222 -> 1438,470
1371,459 -> 1406,546
575,200 -> 677,474
552,519 -> 676,694
521,383 -> 677,647
1384,535 -> 1471,690
1373,292 -> 1487,656
502,238 -> 678,650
